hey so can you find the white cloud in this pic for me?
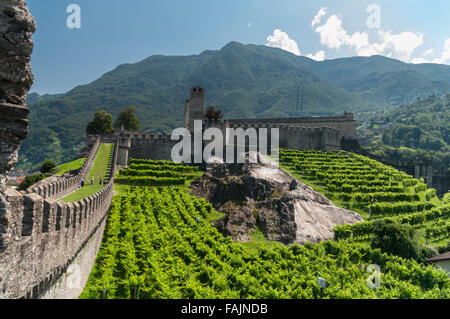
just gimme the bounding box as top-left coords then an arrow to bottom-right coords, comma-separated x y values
306,50 -> 325,61
378,31 -> 424,61
411,57 -> 430,64
315,15 -> 349,49
434,38 -> 450,64
348,31 -> 384,56
263,8 -> 447,65
312,7 -> 328,28
423,48 -> 434,57
411,39 -> 450,64
266,29 -> 301,56
313,14 -> 424,62
314,15 -> 381,56
265,29 -> 325,61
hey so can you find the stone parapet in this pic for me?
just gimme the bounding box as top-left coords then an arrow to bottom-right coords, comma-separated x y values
0,178 -> 114,298
24,137 -> 101,201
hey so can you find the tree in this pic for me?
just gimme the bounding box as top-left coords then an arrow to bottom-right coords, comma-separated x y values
371,219 -> 420,259
206,106 -> 223,122
114,107 -> 140,131
86,110 -> 114,135
40,160 -> 56,174
18,173 -> 45,191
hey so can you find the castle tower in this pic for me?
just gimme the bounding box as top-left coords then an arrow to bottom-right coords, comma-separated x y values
185,86 -> 206,132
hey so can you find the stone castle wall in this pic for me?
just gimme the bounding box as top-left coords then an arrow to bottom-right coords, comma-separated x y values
226,112 -> 357,140
0,140 -> 118,299
0,180 -> 114,298
87,133 -> 178,161
87,120 -> 341,164
227,123 -> 340,151
129,134 -> 178,160
23,137 -> 101,200
38,216 -> 107,299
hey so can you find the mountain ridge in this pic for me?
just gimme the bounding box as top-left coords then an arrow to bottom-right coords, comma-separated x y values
20,41 -> 450,170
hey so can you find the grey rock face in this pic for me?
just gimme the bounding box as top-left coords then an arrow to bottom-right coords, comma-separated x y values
0,0 -> 35,191
0,0 -> 36,106
0,0 -> 35,249
191,152 -> 364,245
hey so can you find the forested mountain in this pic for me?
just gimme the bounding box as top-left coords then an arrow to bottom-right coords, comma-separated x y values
363,94 -> 450,174
306,56 -> 450,106
20,42 -> 450,170
26,92 -> 63,104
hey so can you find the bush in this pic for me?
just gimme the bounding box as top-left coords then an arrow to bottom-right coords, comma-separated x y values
86,110 -> 114,135
414,183 -> 427,193
419,245 -> 439,262
370,219 -> 420,260
425,189 -> 437,201
341,184 -> 353,193
40,160 -> 56,174
114,106 -> 140,131
370,202 -> 435,217
18,173 -> 45,191
443,193 -> 450,204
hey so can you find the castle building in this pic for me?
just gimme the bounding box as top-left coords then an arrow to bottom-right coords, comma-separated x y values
87,86 -> 359,163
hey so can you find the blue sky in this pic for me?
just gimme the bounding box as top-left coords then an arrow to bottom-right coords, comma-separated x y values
27,0 -> 450,95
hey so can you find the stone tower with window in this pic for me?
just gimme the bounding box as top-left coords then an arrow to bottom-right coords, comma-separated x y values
184,86 -> 206,133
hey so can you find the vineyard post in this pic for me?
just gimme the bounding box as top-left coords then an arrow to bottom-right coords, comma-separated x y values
103,287 -> 107,299
369,198 -> 374,219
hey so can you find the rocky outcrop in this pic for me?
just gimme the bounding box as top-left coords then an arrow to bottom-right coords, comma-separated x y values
0,0 -> 35,189
0,0 -> 36,249
0,0 -> 35,107
191,153 -> 363,245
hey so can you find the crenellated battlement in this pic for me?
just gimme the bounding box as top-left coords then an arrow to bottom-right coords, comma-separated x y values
225,122 -> 340,151
0,138 -> 118,299
23,137 -> 101,201
227,113 -> 355,125
226,112 -> 357,142
0,179 -> 114,299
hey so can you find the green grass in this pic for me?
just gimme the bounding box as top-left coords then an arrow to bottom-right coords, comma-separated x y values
52,158 -> 86,176
204,208 -> 226,223
239,226 -> 284,252
113,183 -> 128,194
180,171 -> 203,192
62,144 -> 113,203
